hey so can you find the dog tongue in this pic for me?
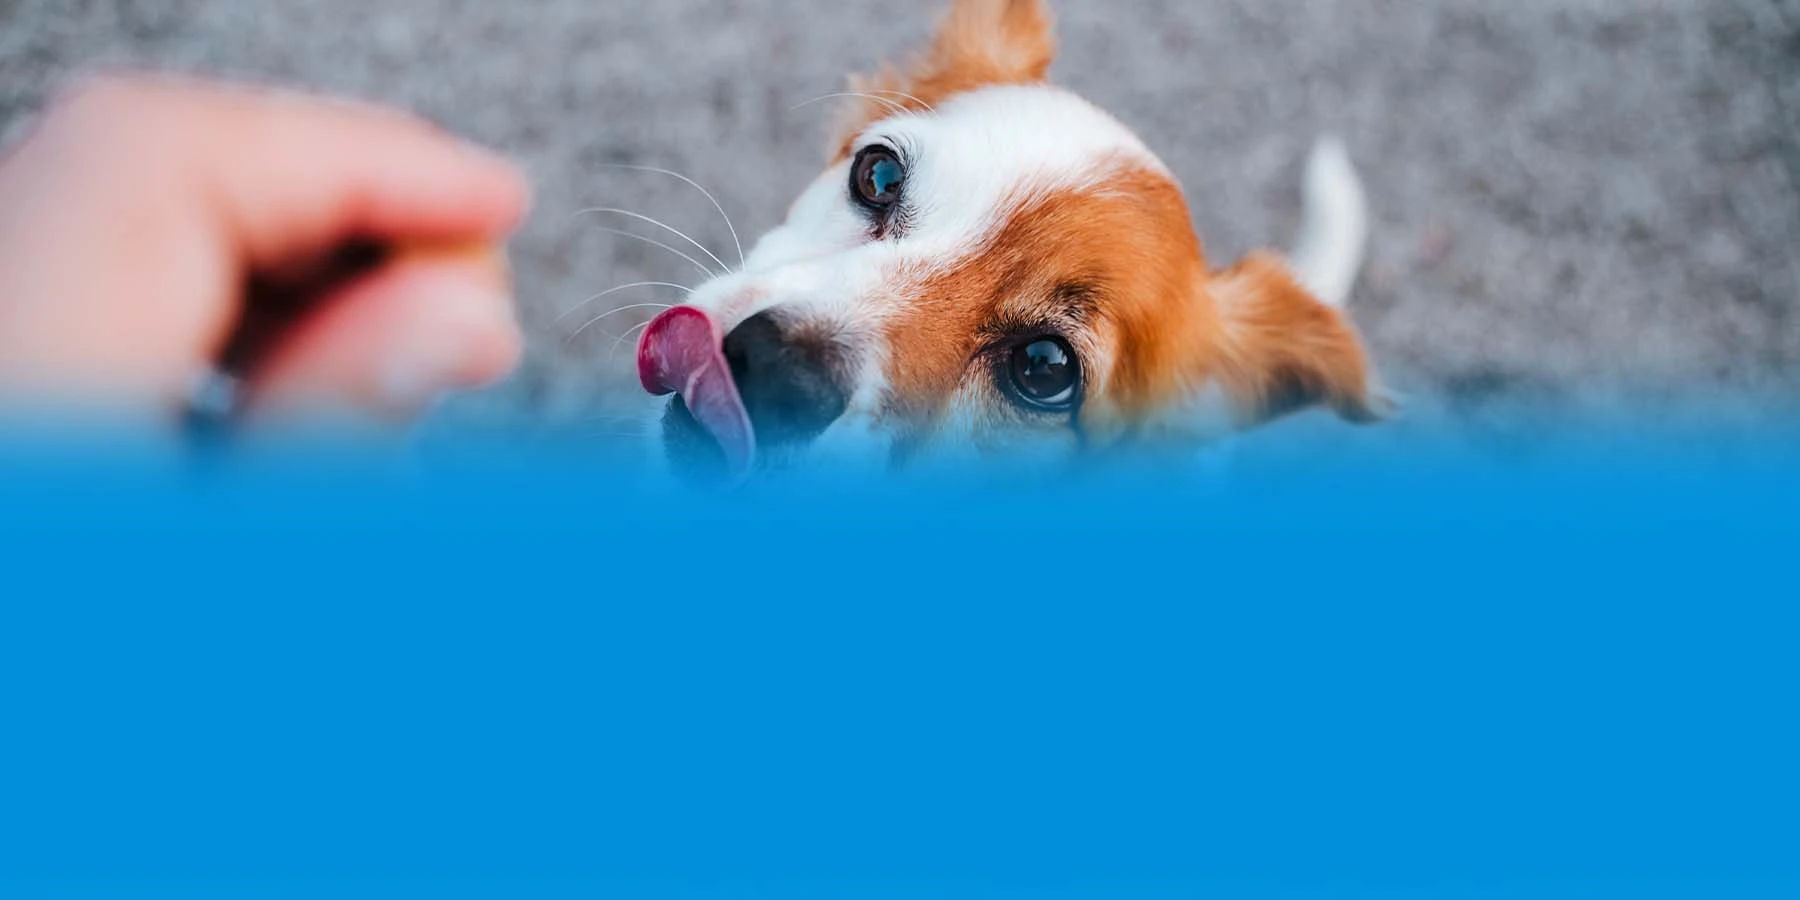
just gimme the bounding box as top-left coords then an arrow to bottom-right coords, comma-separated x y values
637,306 -> 756,478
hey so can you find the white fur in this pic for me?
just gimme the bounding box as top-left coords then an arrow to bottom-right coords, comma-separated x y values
1287,137 -> 1369,309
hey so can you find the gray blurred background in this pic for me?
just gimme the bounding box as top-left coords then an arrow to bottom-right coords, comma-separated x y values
2,0 -> 1797,460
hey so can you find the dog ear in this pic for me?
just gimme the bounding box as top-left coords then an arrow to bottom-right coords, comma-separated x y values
833,0 -> 1057,157
1210,251 -> 1392,426
916,0 -> 1058,88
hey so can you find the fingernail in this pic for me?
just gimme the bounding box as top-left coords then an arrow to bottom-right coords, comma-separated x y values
375,283 -> 516,412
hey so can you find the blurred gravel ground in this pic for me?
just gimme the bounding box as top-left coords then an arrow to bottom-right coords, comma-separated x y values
2,0 -> 1797,462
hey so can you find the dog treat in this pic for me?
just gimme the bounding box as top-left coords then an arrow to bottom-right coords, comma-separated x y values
225,240 -> 507,378
186,239 -> 508,436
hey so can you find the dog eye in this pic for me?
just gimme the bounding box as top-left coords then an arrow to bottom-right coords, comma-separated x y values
851,146 -> 905,210
1004,337 -> 1081,412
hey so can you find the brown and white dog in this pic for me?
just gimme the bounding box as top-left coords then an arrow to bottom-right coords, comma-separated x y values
636,0 -> 1387,483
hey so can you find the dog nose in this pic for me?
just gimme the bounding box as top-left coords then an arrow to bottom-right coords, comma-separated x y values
722,310 -> 848,447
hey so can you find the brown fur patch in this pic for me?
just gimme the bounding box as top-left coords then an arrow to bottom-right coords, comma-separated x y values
877,173 -> 1384,444
832,0 -> 1058,160
879,164 -> 1216,437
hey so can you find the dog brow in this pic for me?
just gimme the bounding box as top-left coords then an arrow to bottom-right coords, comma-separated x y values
1052,280 -> 1100,319
975,279 -> 1099,340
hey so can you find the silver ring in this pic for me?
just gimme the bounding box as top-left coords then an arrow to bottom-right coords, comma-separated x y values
182,366 -> 245,442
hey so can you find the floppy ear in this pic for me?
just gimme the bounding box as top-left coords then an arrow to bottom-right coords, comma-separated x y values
833,0 -> 1057,156
1211,251 -> 1392,426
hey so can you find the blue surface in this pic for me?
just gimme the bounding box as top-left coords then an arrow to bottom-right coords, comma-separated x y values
0,448 -> 1796,898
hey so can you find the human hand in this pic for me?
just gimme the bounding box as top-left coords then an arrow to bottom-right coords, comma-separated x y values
0,75 -> 531,437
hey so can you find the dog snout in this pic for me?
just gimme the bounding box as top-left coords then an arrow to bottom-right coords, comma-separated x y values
722,310 -> 848,449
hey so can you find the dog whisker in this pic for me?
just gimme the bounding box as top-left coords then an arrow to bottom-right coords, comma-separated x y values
595,164 -> 746,269
587,226 -> 722,281
864,88 -> 936,112
607,320 -> 655,365
565,302 -> 677,344
557,282 -> 693,322
574,207 -> 733,276
792,91 -> 910,117
563,300 -> 677,330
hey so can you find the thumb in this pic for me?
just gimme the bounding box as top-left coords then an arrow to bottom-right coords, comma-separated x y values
240,246 -> 522,429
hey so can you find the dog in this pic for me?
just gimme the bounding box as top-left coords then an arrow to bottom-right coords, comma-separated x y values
635,0 -> 1387,483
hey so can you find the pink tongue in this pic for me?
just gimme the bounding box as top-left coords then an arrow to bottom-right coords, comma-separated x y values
637,306 -> 756,477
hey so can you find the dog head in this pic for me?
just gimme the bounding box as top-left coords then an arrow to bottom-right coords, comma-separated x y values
637,0 -> 1386,483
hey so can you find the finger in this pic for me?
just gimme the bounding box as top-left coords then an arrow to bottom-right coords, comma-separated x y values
56,75 -> 532,268
240,246 -> 522,427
